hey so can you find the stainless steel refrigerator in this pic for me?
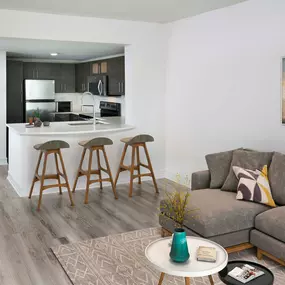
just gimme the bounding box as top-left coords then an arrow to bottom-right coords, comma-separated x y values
25,80 -> 56,122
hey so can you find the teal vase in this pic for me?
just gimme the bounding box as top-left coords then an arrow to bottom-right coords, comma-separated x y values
169,228 -> 190,263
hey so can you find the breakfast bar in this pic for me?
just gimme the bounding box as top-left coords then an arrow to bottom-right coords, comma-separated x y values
7,118 -> 135,197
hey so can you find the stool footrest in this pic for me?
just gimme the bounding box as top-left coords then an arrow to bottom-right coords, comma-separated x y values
42,183 -> 67,191
133,173 -> 152,180
100,167 -> 108,173
140,163 -> 150,170
79,169 -> 100,176
89,178 -> 111,185
36,174 -> 64,180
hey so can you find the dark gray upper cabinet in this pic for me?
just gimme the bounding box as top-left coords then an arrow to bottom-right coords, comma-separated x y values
107,56 -> 125,96
7,60 -> 24,123
75,62 -> 91,92
23,62 -> 38,79
23,62 -> 75,93
55,64 -> 75,93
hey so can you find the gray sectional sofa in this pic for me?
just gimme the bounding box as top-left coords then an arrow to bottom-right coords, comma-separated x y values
159,150 -> 285,266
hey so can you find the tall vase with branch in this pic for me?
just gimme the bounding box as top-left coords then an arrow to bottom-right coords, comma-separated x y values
160,176 -> 197,263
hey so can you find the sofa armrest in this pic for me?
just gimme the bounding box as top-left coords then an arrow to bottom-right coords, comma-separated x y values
191,170 -> 210,190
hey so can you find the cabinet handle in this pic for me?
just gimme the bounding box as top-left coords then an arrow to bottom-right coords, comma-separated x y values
36,70 -> 39,78
21,83 -> 23,102
118,82 -> 120,92
64,84 -> 67,91
121,82 -> 124,94
32,70 -> 35,78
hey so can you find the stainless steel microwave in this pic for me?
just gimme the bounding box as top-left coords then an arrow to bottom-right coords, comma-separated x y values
88,75 -> 108,96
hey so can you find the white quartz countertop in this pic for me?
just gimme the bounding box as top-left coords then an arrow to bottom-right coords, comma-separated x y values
7,117 -> 134,136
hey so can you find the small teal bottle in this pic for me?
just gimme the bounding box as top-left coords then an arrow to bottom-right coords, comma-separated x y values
170,228 -> 190,263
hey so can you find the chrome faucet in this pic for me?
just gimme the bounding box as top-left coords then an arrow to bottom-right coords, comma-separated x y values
81,91 -> 96,125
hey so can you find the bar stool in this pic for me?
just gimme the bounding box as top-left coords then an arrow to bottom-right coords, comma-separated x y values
29,140 -> 75,211
114,134 -> 159,197
72,137 -> 118,204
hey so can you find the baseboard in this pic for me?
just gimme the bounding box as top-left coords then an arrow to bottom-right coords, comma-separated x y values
7,173 -> 21,197
0,158 -> 7,165
7,169 -> 166,198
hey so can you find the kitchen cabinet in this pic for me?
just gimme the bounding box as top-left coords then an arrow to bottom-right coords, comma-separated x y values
24,62 -> 75,93
24,62 -> 55,80
7,60 -> 24,123
75,62 -> 91,92
107,56 -> 125,96
55,64 -> 75,93
91,61 -> 108,75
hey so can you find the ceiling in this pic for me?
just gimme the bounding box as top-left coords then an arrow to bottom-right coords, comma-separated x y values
1,38 -> 125,61
0,0 -> 248,23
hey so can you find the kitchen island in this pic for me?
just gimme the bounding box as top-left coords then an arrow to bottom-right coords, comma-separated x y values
7,117 -> 135,197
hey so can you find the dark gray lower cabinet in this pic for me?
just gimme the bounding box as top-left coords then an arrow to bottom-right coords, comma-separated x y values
7,60 -> 24,123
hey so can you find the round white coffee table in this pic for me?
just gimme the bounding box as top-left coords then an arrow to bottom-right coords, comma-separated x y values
145,236 -> 228,285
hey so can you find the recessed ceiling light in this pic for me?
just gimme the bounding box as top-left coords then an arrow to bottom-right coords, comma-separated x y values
50,53 -> 58,56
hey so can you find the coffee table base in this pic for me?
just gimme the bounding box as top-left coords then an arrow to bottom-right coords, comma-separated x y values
158,273 -> 215,285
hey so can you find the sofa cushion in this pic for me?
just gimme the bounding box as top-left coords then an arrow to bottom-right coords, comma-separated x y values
222,150 -> 273,192
160,189 -> 269,238
255,207 -> 285,243
206,149 -> 235,189
268,152 -> 285,205
233,165 -> 276,207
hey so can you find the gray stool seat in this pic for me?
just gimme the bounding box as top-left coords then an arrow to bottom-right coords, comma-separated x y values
79,137 -> 113,148
120,134 -> 154,145
34,140 -> 70,150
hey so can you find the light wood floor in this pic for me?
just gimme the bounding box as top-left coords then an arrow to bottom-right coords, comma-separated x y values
0,166 -> 184,285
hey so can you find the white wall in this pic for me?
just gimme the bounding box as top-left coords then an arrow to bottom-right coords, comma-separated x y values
165,0 -> 285,181
0,51 -> 6,164
0,10 -> 167,175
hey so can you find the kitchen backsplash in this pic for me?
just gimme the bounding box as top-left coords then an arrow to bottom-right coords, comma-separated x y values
55,93 -> 125,116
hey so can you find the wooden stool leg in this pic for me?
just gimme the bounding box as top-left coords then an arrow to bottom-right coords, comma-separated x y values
136,146 -> 142,184
114,144 -> 128,186
102,146 -> 118,199
96,149 -> 103,190
185,277 -> 190,285
84,149 -> 93,204
158,272 -> 165,285
208,275 -> 214,285
58,150 -> 75,207
129,146 -> 136,197
37,152 -> 48,211
143,143 -> 159,193
72,148 -> 86,193
29,151 -> 43,199
54,152 -> 62,195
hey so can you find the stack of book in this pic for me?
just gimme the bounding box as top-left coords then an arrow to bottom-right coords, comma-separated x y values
196,246 -> 217,262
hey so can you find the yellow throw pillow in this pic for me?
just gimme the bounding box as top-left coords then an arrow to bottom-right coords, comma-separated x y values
233,165 -> 276,207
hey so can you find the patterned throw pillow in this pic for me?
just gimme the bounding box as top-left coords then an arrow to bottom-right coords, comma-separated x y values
233,165 -> 276,207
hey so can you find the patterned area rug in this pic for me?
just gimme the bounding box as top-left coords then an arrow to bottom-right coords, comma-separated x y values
52,227 -> 284,285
